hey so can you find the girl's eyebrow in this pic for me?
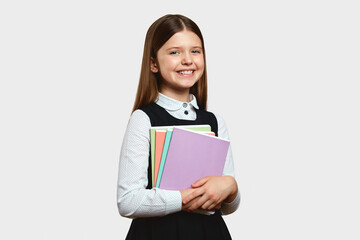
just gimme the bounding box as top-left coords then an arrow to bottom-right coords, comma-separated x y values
165,46 -> 203,51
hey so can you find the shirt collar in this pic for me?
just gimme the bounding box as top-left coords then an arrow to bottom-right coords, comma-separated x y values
156,92 -> 199,111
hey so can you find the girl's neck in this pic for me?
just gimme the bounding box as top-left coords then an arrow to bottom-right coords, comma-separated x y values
159,87 -> 191,102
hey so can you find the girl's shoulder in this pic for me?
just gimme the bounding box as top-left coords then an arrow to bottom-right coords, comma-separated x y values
131,108 -> 150,120
127,109 -> 151,131
201,109 -> 225,127
207,111 -> 230,139
212,112 -> 225,125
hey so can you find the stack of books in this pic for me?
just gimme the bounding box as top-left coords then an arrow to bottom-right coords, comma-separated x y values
150,124 -> 230,190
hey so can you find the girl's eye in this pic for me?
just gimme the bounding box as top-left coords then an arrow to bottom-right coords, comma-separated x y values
192,50 -> 201,54
170,51 -> 179,55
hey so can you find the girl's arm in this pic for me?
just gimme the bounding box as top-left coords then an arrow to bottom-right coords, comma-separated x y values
217,113 -> 241,214
117,110 -> 182,218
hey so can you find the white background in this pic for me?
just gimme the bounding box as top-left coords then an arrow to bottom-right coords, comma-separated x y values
1,0 -> 359,239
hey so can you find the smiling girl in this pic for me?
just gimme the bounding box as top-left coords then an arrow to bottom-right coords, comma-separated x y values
117,14 -> 240,240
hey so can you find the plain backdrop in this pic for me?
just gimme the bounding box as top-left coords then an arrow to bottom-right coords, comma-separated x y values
1,0 -> 359,239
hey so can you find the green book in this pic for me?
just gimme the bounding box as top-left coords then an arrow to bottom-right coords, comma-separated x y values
150,124 -> 211,187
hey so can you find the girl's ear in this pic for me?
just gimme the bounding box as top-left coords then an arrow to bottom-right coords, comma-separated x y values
150,57 -> 159,73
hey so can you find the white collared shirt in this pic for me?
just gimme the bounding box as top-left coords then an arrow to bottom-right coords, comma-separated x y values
117,93 -> 240,218
155,92 -> 199,120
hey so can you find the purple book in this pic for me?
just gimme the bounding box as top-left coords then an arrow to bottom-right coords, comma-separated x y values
159,127 -> 230,190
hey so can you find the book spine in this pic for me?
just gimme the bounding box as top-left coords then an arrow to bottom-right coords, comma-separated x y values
155,129 -> 173,188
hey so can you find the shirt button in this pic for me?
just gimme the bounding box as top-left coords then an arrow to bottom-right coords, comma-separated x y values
184,110 -> 189,115
183,103 -> 188,108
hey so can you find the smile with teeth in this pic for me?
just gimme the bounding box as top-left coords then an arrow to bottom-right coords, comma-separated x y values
178,70 -> 194,75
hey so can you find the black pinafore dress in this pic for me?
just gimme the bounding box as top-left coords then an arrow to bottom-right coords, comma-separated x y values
125,103 -> 232,240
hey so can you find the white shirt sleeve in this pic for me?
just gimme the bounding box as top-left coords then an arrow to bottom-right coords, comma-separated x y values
117,110 -> 182,218
215,113 -> 241,215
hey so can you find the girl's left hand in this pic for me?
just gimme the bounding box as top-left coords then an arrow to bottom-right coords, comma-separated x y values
182,176 -> 238,211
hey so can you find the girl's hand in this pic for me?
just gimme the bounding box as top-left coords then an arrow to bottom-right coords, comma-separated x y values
182,176 -> 238,211
180,188 -> 200,210
180,188 -> 221,211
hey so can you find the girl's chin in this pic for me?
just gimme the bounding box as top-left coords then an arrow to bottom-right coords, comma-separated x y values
169,82 -> 197,92
161,76 -> 200,90
178,81 -> 197,89
177,77 -> 199,85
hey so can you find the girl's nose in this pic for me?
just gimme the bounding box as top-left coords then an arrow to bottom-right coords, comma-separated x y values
181,52 -> 192,65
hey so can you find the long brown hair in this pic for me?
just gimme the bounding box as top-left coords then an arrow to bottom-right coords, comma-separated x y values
132,14 -> 208,113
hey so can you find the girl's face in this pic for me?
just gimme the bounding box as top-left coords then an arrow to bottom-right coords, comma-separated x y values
151,30 -> 204,97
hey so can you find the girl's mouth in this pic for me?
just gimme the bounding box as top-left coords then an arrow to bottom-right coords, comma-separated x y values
177,70 -> 194,76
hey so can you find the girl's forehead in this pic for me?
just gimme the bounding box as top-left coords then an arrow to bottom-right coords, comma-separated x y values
162,30 -> 202,48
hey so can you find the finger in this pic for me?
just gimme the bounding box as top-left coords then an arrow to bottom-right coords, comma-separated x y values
182,189 -> 201,204
184,195 -> 205,211
191,176 -> 209,188
200,199 -> 214,210
182,188 -> 204,205
207,202 -> 219,211
188,195 -> 208,211
182,196 -> 201,210
214,202 -> 222,210
201,196 -> 221,210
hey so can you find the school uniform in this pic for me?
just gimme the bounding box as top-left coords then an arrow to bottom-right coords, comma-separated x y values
117,93 -> 240,240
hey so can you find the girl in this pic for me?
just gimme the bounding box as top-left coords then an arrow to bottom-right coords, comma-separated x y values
117,14 -> 240,239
